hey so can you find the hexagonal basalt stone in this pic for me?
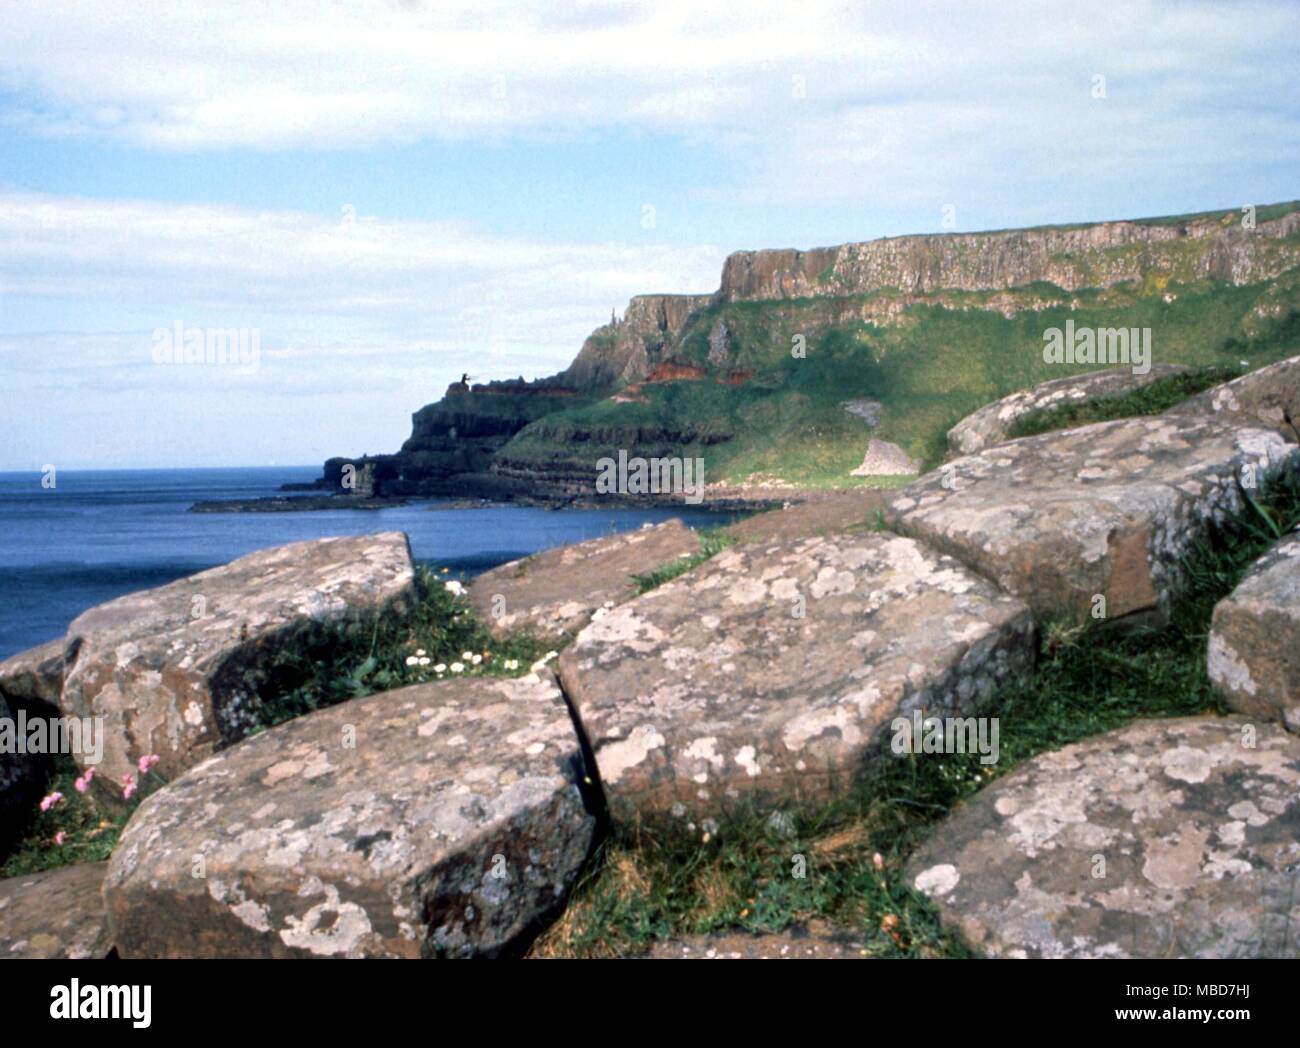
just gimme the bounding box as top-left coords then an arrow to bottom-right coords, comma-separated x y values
906,717 -> 1300,958
0,637 -> 67,712
0,862 -> 113,959
558,532 -> 1035,817
59,532 -> 417,806
1169,353 -> 1300,440
890,415 -> 1300,623
104,673 -> 596,958
947,364 -> 1191,456
1209,530 -> 1300,731
469,519 -> 700,642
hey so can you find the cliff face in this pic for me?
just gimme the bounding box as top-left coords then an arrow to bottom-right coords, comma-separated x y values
717,212 -> 1300,302
318,201 -> 1300,499
559,293 -> 713,390
319,380 -> 594,499
559,209 -> 1300,395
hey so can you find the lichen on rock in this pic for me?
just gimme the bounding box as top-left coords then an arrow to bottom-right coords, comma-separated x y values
891,415 -> 1300,623
905,716 -> 1300,958
104,672 -> 595,958
1209,529 -> 1300,731
558,531 -> 1035,817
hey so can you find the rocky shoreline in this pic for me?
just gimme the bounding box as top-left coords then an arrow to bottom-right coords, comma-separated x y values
190,484 -> 796,516
190,495 -> 413,513
3,356 -> 1299,958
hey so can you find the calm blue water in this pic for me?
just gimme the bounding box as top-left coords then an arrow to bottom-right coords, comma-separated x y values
0,468 -> 740,660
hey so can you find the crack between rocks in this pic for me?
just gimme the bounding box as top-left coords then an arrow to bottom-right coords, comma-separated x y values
548,665 -> 611,838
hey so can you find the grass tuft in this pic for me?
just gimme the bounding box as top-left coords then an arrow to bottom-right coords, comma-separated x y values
632,528 -> 736,594
250,564 -> 554,728
1,756 -> 125,878
1005,365 -> 1244,439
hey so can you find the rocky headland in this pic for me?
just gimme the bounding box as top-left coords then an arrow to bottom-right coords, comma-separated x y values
309,202 -> 1300,506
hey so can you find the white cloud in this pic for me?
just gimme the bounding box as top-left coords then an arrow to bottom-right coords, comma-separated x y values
3,0 -> 1296,214
0,190 -> 720,467
0,189 -> 718,338
0,0 -> 857,148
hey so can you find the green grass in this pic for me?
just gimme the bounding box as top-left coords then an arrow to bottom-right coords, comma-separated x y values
1128,200 -> 1300,228
0,754 -> 171,879
1219,306 -> 1300,359
530,468 -> 1300,958
1004,364 -> 1244,439
1,755 -> 125,877
500,268 -> 1300,487
248,564 -> 554,729
632,528 -> 736,594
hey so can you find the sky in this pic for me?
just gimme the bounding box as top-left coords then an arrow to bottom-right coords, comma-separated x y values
0,0 -> 1297,470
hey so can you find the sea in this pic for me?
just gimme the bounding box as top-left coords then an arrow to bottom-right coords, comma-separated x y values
0,467 -> 740,660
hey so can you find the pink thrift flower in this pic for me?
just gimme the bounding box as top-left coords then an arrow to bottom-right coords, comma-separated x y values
137,753 -> 161,775
121,775 -> 137,801
39,791 -> 63,812
54,831 -> 66,846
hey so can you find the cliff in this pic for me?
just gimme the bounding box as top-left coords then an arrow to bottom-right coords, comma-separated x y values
314,379 -> 594,499
559,294 -> 713,390
716,209 -> 1300,302
317,200 -> 1300,500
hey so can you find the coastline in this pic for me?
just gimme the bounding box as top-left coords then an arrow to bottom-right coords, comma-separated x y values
186,483 -> 813,516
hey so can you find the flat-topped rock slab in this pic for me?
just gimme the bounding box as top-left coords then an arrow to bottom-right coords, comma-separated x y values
469,519 -> 700,641
1169,354 -> 1300,440
0,637 -> 67,712
947,364 -> 1191,455
722,490 -> 892,545
1209,530 -> 1300,731
558,532 -> 1035,817
60,532 -> 416,803
105,672 -> 595,958
0,862 -> 112,959
906,717 -> 1300,958
891,415 -> 1300,623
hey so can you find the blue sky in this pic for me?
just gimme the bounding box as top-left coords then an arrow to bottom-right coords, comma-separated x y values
1,0 -> 1297,469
